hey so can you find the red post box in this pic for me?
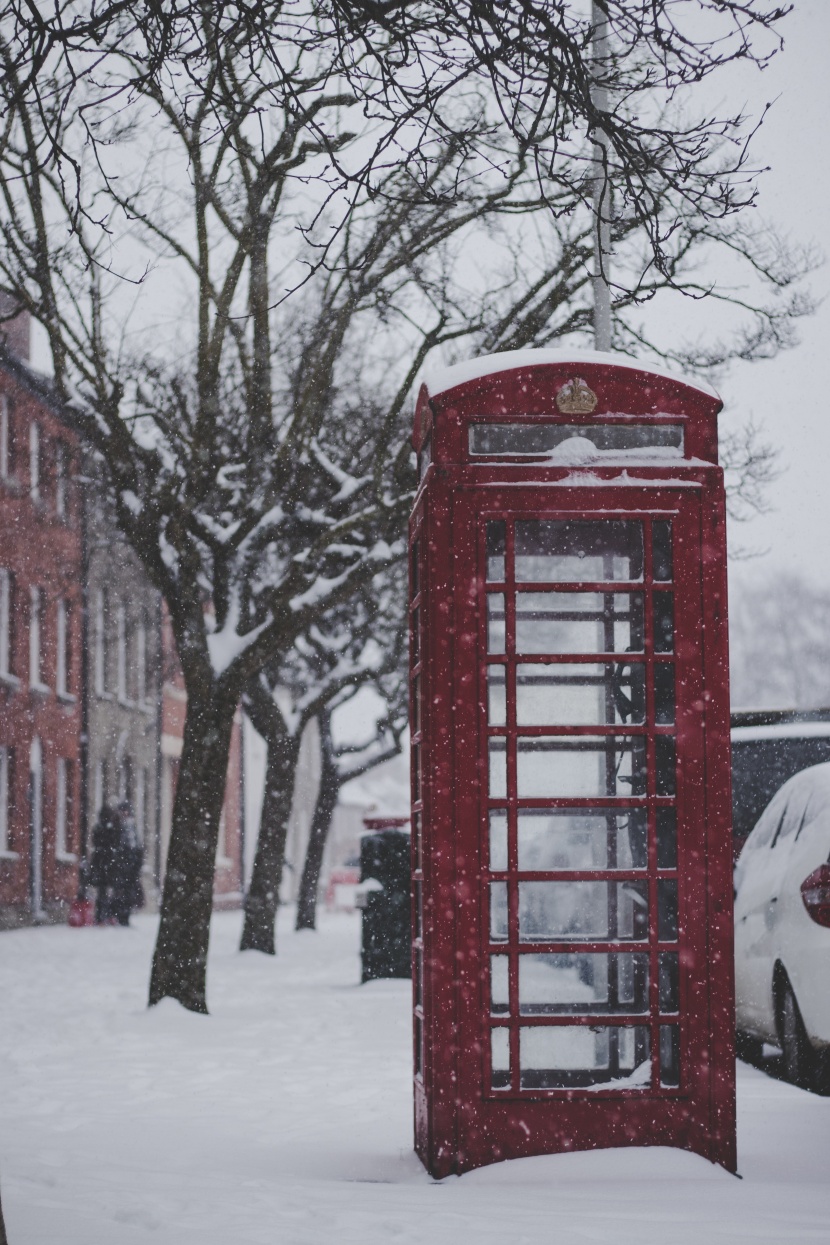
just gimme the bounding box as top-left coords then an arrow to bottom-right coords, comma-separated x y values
409,351 -> 736,1177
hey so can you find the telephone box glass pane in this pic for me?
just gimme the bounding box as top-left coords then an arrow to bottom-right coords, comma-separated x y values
654,665 -> 675,725
415,948 -> 423,1007
659,952 -> 679,1013
516,662 -> 645,726
491,1027 -> 511,1088
490,955 -> 510,1014
658,879 -> 679,942
652,521 -> 673,581
489,810 -> 508,871
411,608 -> 420,663
414,880 -> 422,939
487,521 -> 506,581
518,952 -> 649,1014
413,674 -> 422,734
656,808 -> 677,869
490,882 -> 509,941
518,881 -> 649,942
489,738 -> 507,798
519,1025 -> 650,1089
414,1016 -> 423,1077
414,812 -> 423,873
653,591 -> 674,652
655,736 -> 676,796
516,736 -> 648,799
660,1025 -> 680,1087
515,520 -> 644,583
469,423 -> 684,457
516,592 -> 645,654
487,594 -> 506,654
488,665 -> 507,724
517,809 -> 648,871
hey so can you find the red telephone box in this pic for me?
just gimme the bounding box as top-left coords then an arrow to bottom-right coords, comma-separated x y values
409,351 -> 736,1177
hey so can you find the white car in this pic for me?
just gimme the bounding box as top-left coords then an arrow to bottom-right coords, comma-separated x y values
734,763 -> 830,1091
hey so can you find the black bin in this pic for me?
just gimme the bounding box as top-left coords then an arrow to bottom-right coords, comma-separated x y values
359,817 -> 411,982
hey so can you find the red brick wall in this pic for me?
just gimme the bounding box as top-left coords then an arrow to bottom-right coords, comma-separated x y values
0,366 -> 82,921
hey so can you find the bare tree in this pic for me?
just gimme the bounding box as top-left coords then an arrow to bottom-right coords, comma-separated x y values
1,1 -> 795,284
294,664 -> 408,933
242,565 -> 405,951
730,571 -> 830,711
0,3 -> 810,1011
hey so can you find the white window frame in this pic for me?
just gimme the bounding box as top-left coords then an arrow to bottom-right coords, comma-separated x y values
0,394 -> 9,479
117,602 -> 128,702
55,757 -> 75,859
216,805 -> 230,866
93,758 -> 106,816
29,585 -> 43,688
0,746 -> 11,855
136,617 -> 147,705
55,441 -> 67,517
136,766 -> 147,845
0,569 -> 10,677
29,420 -> 40,501
95,589 -> 107,695
56,598 -> 69,695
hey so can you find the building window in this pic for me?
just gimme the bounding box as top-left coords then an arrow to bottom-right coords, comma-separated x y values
136,766 -> 148,844
117,602 -> 128,701
56,757 -> 73,857
216,806 -> 228,863
95,589 -> 108,694
0,569 -> 11,677
0,746 -> 11,852
0,394 -> 9,479
29,585 -> 44,687
93,758 -> 107,817
29,420 -> 40,501
56,598 -> 70,695
118,754 -> 133,804
136,617 -> 147,704
55,442 -> 68,517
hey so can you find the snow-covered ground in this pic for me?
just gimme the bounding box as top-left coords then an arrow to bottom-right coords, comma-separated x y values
1,911 -> 827,1244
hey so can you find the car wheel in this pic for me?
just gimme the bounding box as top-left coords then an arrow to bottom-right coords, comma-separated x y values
778,978 -> 815,1090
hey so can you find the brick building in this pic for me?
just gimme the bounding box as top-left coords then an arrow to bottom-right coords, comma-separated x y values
0,339 -> 84,927
0,313 -> 244,925
84,468 -> 163,903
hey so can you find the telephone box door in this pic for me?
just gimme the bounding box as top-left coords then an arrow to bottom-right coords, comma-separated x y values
438,483 -> 734,1171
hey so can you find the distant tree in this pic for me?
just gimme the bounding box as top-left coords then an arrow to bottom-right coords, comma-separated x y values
730,571 -> 830,710
293,631 -> 407,934
242,566 -> 406,951
0,2 -> 810,1011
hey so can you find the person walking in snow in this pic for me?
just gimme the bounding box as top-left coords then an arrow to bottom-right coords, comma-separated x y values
110,802 -> 144,926
90,804 -> 119,924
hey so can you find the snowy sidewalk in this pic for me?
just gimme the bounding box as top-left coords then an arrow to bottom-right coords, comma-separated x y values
0,909 -> 827,1244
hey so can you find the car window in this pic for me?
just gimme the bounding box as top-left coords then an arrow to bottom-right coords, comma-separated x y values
772,798 -> 804,849
745,792 -> 788,854
734,790 -> 789,893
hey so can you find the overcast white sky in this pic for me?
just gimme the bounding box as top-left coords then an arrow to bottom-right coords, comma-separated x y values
719,0 -> 830,583
27,3 -> 825,586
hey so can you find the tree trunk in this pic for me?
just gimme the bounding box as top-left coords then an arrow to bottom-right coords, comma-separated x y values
296,714 -> 340,931
149,687 -> 237,1012
0,1174 -> 8,1245
240,685 -> 300,954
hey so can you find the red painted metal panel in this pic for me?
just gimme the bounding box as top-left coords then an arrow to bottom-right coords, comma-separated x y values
411,358 -> 735,1178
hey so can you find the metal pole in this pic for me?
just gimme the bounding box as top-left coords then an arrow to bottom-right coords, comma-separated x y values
592,0 -> 612,352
